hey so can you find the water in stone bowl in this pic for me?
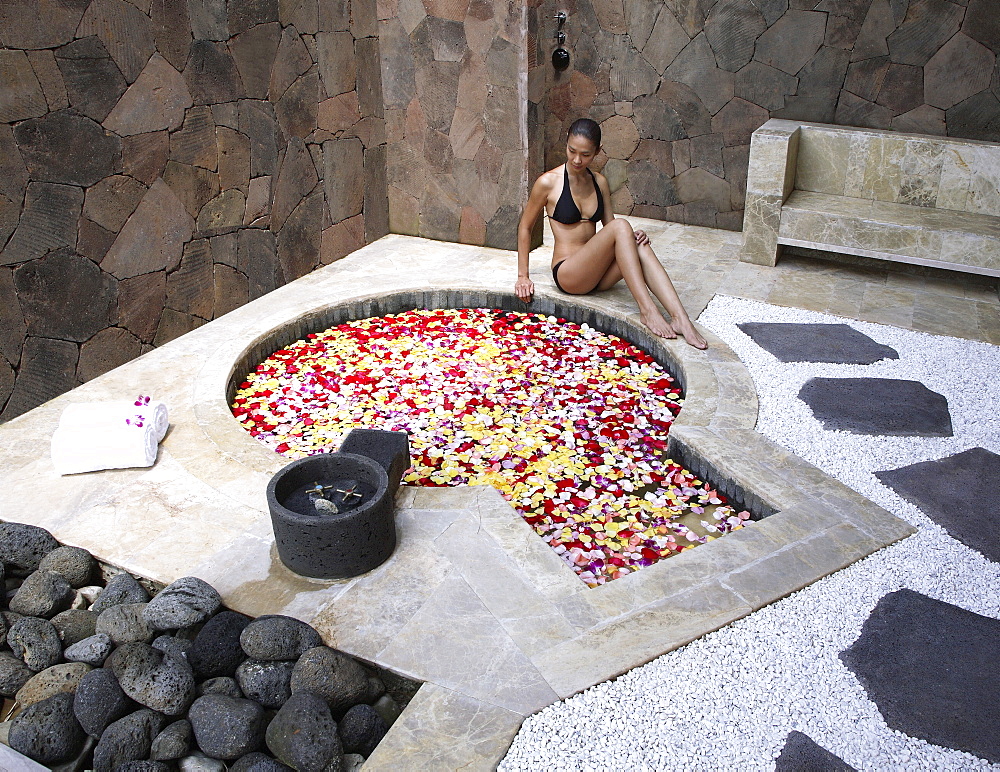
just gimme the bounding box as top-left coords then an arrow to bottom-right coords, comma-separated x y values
282,477 -> 377,516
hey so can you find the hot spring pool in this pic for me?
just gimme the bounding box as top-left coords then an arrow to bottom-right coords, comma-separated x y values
231,307 -> 751,586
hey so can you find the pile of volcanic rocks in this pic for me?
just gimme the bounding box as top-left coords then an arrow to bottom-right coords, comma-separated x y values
0,522 -> 415,771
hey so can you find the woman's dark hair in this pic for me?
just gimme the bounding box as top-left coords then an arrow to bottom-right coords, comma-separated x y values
567,118 -> 601,148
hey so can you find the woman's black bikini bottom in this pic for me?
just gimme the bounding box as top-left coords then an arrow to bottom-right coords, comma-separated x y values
551,260 -> 567,292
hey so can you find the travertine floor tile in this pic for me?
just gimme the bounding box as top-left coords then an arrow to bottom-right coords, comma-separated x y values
433,518 -> 580,655
714,260 -> 778,303
912,292 -> 983,339
767,271 -> 834,313
976,303 -> 1000,344
309,530 -> 455,661
822,277 -> 867,319
859,285 -> 916,328
363,684 -> 523,772
376,574 -> 560,715
533,582 -> 750,698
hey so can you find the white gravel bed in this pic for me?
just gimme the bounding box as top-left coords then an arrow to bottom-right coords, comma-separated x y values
499,295 -> 1000,772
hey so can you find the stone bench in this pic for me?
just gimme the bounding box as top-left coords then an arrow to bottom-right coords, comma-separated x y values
741,119 -> 1000,278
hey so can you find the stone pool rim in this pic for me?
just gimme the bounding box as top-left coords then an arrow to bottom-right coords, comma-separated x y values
189,277 -> 913,621
219,287 -> 770,519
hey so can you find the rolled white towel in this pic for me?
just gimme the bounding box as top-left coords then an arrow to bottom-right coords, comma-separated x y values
58,399 -> 169,442
51,422 -> 159,475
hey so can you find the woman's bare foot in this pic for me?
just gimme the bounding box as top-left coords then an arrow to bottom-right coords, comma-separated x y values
641,312 -> 677,339
673,319 -> 708,350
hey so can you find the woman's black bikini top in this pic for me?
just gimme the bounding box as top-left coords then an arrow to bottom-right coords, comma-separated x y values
551,165 -> 604,225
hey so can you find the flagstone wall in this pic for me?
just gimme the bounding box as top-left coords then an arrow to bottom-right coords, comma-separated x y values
536,0 -> 1000,229
0,0 -> 388,422
378,0 -> 544,248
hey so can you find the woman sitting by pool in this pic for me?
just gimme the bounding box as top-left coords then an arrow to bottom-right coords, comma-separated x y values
515,118 -> 708,350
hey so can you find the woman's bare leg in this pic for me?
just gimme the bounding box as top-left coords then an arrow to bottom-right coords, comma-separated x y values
593,253 -> 706,348
634,243 -> 707,349
554,220 -> 678,338
556,220 -> 707,347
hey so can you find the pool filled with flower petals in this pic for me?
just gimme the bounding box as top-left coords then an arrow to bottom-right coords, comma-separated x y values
232,309 -> 749,586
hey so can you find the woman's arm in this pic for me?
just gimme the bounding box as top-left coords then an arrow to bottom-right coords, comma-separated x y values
596,171 -> 647,245
596,172 -> 615,227
515,174 -> 552,302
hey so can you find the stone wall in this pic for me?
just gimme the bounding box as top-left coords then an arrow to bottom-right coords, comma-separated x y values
378,0 -> 537,249
0,0 -> 388,422
536,0 -> 1000,230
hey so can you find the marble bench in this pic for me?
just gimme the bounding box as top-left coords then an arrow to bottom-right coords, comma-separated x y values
740,119 -> 1000,278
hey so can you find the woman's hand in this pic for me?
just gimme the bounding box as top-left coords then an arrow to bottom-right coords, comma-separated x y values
515,276 -> 534,302
634,229 -> 650,247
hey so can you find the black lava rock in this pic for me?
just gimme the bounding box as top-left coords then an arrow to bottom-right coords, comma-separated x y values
199,676 -> 244,698
236,659 -> 295,708
0,650 -> 35,697
230,751 -> 295,771
51,608 -> 98,646
189,694 -> 267,760
64,632 -> 115,666
0,522 -> 60,575
38,545 -> 95,587
97,602 -> 155,644
290,646 -> 369,716
108,642 -> 197,716
8,569 -> 74,618
116,762 -> 172,772
7,615 -> 63,671
92,708 -> 168,772
74,667 -> 137,737
364,674 -> 386,704
338,703 -> 388,757
150,718 -> 193,761
153,633 -> 193,662
143,577 -> 222,631
91,572 -> 150,614
240,615 -> 323,661
15,661 -> 92,707
2,610 -> 23,627
9,692 -> 87,765
176,753 -> 230,770
189,610 -> 251,678
266,692 -> 343,772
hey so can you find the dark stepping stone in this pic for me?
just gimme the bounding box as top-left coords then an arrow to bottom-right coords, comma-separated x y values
840,589 -> 1000,763
798,378 -> 953,436
876,447 -> 1000,562
775,731 -> 856,771
737,322 -> 899,364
